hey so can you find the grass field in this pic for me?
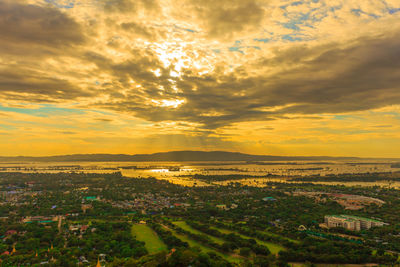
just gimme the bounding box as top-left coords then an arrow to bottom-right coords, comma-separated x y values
217,221 -> 299,244
211,226 -> 286,255
257,229 -> 300,244
131,224 -> 167,254
165,225 -> 242,263
172,221 -> 225,244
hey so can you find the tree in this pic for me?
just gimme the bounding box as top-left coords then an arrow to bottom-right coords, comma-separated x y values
254,256 -> 271,267
239,247 -> 251,257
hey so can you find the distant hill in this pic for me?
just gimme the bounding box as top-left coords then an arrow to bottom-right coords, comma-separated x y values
0,150 -> 390,162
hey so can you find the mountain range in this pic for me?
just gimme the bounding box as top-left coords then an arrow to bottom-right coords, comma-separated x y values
0,151 -> 395,162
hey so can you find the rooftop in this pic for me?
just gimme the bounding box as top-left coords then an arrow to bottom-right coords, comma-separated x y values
327,215 -> 384,224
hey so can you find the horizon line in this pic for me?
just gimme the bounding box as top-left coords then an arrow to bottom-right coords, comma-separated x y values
0,150 -> 399,160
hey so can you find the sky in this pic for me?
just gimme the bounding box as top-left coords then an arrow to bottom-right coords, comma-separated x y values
1,0 -> 400,157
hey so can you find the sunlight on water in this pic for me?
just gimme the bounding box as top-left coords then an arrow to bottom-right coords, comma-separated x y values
0,161 -> 399,188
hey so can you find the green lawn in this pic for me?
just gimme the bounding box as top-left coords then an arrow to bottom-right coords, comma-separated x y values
131,224 -> 167,254
165,225 -> 242,263
172,221 -> 225,244
211,226 -> 286,255
172,220 -> 284,257
217,221 -> 299,244
256,229 -> 300,244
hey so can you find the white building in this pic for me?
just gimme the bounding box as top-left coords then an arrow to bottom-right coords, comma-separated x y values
324,215 -> 387,231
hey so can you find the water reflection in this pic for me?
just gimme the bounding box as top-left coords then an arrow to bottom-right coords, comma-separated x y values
0,161 -> 399,188
214,178 -> 400,189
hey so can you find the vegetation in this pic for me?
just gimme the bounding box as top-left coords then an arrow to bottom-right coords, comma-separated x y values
131,224 -> 167,254
1,171 -> 400,266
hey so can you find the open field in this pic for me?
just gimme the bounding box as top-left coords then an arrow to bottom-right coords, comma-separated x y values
217,221 -> 300,244
211,226 -> 285,255
164,225 -> 242,263
257,229 -> 300,244
172,220 -> 284,256
172,221 -> 225,244
131,224 -> 167,254
291,264 -> 379,267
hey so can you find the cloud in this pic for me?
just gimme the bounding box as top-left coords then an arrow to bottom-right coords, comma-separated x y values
0,0 -> 85,51
1,0 -> 399,130
120,22 -> 165,41
0,67 -> 92,101
182,0 -> 266,39
57,131 -> 77,135
83,26 -> 400,129
1,0 -> 400,157
259,32 -> 400,115
102,0 -> 159,14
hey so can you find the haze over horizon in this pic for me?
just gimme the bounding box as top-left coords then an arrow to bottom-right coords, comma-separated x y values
0,150 -> 399,160
1,0 -> 400,157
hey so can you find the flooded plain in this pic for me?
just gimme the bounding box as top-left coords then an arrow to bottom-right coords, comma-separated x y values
1,160 -> 399,188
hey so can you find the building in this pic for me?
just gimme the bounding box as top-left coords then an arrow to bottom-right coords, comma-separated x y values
81,204 -> 93,213
216,204 -> 228,210
293,191 -> 385,210
325,215 -> 361,231
84,196 -> 98,201
5,230 -> 17,236
263,197 -> 277,202
324,215 -> 387,231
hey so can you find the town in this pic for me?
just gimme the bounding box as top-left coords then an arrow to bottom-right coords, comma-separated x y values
1,171 -> 400,266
